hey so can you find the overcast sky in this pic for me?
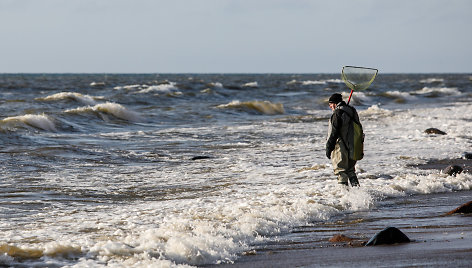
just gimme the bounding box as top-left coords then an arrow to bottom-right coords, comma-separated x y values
1,0 -> 471,73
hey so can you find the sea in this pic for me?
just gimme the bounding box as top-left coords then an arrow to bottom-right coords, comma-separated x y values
1,73 -> 471,267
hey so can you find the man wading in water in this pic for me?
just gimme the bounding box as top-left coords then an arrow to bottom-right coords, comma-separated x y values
326,93 -> 361,187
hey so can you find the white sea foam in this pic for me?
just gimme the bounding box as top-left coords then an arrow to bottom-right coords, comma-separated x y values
66,102 -> 142,122
242,81 -> 258,88
420,78 -> 444,83
1,114 -> 56,131
359,104 -> 393,117
37,92 -> 97,105
114,83 -> 182,95
90,81 -> 106,87
137,83 -> 180,94
325,78 -> 344,83
208,82 -> 224,88
289,79 -> 344,86
302,80 -> 326,85
114,84 -> 144,90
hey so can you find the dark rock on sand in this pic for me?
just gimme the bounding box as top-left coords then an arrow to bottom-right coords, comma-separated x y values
365,227 -> 410,246
424,128 -> 447,135
409,158 -> 471,174
442,165 -> 463,176
191,156 -> 212,160
446,201 -> 472,215
329,234 -> 353,243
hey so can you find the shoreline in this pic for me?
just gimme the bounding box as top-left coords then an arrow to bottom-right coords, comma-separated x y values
209,190 -> 472,268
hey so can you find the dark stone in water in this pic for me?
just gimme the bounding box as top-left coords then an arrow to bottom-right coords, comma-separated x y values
424,128 -> 447,135
191,156 -> 212,160
365,227 -> 410,246
446,201 -> 472,215
442,165 -> 463,176
463,153 -> 472,160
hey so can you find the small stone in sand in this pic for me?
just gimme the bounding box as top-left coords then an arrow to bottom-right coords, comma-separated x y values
424,128 -> 447,135
329,234 -> 353,243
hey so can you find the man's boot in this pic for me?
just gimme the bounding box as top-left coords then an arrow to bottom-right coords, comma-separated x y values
349,176 -> 360,187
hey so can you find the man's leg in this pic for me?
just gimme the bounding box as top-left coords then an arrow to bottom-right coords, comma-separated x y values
346,159 -> 359,187
332,143 -> 349,185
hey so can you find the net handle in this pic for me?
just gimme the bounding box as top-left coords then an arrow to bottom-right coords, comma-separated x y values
347,89 -> 354,105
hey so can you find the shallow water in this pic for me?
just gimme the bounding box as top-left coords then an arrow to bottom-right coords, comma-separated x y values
0,73 -> 471,267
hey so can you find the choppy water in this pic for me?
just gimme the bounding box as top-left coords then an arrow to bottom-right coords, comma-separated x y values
1,73 -> 471,267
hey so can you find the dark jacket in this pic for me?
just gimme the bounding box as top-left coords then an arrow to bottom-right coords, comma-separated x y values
326,101 -> 359,158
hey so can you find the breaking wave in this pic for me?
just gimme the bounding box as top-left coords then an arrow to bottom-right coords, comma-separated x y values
65,103 -> 143,122
1,114 -> 56,132
242,82 -> 258,88
37,92 -> 97,105
287,79 -> 344,86
414,87 -> 461,96
217,100 -> 285,115
114,83 -> 182,95
420,78 -> 444,84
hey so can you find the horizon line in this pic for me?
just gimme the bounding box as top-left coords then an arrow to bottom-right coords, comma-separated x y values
1,71 -> 471,75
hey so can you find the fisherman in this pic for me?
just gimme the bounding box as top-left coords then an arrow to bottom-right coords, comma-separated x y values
326,93 -> 360,187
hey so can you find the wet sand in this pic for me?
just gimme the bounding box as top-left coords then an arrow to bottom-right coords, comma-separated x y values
210,187 -> 472,267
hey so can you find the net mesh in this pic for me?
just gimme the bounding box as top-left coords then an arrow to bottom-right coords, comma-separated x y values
342,66 -> 378,91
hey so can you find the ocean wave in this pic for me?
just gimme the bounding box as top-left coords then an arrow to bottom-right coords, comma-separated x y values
287,79 -> 344,86
217,100 -> 285,115
114,83 -> 182,95
65,102 -> 142,122
359,104 -> 393,117
419,78 -> 444,83
1,114 -> 56,132
207,82 -> 224,88
113,84 -> 145,90
242,81 -> 258,88
137,83 -> 181,94
302,80 -> 326,86
90,81 -> 106,87
325,78 -> 344,83
380,90 -> 417,103
414,87 -> 461,96
36,92 -> 97,105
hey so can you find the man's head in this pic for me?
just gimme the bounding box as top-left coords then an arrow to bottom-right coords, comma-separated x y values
328,93 -> 343,111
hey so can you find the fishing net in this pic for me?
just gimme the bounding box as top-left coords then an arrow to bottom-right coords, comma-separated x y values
342,66 -> 378,91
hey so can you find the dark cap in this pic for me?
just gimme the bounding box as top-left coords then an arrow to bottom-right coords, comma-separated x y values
328,93 -> 343,104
